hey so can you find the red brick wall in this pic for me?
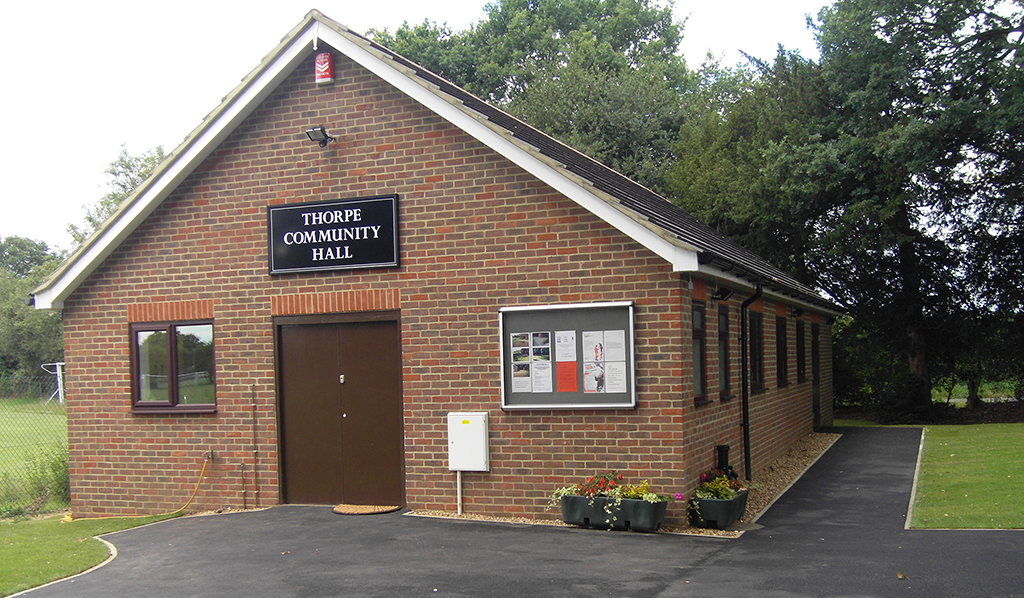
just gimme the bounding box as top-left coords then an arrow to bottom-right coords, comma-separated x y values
61,49 -> 832,522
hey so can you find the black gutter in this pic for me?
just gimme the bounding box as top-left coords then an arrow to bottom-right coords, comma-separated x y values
739,283 -> 763,481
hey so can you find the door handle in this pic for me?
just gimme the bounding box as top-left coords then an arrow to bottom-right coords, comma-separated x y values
339,374 -> 345,384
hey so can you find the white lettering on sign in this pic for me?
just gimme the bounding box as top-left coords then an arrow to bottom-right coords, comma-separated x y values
312,246 -> 354,261
282,226 -> 382,245
301,209 -> 362,226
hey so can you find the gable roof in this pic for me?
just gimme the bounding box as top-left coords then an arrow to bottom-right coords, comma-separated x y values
33,10 -> 837,313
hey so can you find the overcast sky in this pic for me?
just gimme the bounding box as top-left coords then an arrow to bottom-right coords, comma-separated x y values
0,0 -> 826,251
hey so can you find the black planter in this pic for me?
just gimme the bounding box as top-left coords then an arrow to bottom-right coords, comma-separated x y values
559,495 -> 667,532
689,491 -> 748,529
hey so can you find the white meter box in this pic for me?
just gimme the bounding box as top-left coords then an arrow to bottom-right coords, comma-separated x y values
447,412 -> 489,471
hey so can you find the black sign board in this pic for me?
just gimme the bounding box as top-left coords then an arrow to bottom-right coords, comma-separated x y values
268,195 -> 399,275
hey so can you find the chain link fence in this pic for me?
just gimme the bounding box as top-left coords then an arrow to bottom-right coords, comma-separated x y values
0,372 -> 69,517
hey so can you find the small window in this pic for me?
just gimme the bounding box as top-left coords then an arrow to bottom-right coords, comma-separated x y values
776,316 -> 788,387
131,321 -> 215,413
749,312 -> 764,393
718,306 -> 731,400
693,303 -> 707,404
796,320 -> 807,382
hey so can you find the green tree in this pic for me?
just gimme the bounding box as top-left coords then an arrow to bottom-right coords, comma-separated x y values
0,237 -> 57,278
466,0 -> 686,102
370,0 -> 689,189
812,0 -> 1023,413
0,238 -> 63,375
368,20 -> 479,93
67,145 -> 165,247
668,0 -> 1024,418
506,32 -> 689,190
667,51 -> 832,284
374,0 -> 686,101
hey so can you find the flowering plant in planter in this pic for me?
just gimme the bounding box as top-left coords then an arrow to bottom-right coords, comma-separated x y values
690,468 -> 747,500
551,471 -> 623,501
686,468 -> 749,529
550,472 -> 671,505
550,472 -> 671,532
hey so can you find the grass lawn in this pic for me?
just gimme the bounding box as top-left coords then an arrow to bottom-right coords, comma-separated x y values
0,513 -> 179,597
0,398 -> 69,514
830,418 -> 881,427
0,398 -> 67,477
911,423 -> 1024,529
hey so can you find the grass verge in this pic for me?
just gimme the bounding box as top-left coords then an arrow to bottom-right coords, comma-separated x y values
911,423 -> 1024,529
0,513 -> 179,597
831,418 -> 881,427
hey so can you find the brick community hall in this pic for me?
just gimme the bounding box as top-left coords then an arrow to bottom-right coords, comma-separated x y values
33,10 -> 837,525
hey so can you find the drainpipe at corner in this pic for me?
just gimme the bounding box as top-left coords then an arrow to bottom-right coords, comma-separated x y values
739,283 -> 763,481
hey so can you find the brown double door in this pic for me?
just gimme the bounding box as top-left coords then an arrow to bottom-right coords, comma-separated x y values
277,315 -> 404,506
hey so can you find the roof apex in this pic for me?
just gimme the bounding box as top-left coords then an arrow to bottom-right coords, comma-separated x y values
33,10 -> 838,314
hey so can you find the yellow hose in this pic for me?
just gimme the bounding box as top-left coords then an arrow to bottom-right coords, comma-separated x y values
62,458 -> 209,523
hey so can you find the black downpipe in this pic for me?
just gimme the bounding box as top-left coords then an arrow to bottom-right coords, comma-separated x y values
739,284 -> 763,481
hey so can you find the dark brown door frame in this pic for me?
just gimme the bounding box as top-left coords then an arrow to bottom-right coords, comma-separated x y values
273,310 -> 404,505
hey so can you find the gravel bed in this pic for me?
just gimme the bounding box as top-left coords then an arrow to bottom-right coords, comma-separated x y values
409,431 -> 842,537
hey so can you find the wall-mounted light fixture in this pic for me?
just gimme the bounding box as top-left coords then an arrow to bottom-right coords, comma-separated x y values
711,287 -> 734,302
304,126 -> 335,148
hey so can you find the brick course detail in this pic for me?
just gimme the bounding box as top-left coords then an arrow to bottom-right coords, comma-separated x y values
127,299 -> 214,322
270,289 -> 400,316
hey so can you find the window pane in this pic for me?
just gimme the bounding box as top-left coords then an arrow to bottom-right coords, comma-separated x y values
718,307 -> 729,395
693,338 -> 705,397
796,321 -> 806,382
176,325 -> 215,404
776,316 -> 788,386
693,305 -> 706,401
750,313 -> 764,391
137,330 -> 168,402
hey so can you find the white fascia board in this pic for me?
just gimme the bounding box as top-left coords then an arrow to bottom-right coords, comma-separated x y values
317,27 -> 700,272
33,27 -> 316,310
696,263 -> 839,314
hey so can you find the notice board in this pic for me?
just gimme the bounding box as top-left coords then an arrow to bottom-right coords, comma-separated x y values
500,302 -> 636,410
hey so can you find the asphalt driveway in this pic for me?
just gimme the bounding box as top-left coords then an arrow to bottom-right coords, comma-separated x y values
20,427 -> 1024,597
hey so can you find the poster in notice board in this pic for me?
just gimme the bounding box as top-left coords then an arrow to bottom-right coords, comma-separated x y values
500,302 -> 636,410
